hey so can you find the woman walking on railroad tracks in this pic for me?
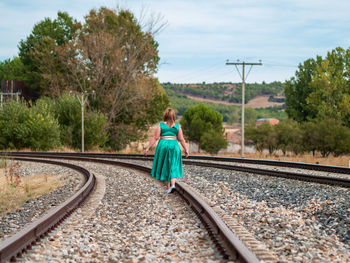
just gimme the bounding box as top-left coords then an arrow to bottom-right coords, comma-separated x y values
144,108 -> 189,194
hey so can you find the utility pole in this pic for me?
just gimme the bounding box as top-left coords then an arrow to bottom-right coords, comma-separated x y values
72,90 -> 95,153
226,60 -> 262,158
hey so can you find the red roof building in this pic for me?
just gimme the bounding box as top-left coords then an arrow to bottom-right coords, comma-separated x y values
256,118 -> 280,125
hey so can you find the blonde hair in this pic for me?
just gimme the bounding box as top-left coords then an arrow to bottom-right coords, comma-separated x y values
163,108 -> 176,123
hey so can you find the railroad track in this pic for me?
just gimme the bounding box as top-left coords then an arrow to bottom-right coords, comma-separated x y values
0,153 -> 273,263
1,152 -> 349,262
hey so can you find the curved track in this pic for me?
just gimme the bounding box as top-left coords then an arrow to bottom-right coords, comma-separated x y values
0,157 -> 96,263
0,153 -> 266,263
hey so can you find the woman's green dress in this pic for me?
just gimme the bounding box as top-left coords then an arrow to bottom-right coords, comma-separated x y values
151,122 -> 183,181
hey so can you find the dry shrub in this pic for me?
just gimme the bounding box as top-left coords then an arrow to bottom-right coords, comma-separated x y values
0,173 -> 66,214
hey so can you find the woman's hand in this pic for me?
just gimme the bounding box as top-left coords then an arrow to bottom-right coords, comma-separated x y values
185,150 -> 189,158
144,148 -> 149,156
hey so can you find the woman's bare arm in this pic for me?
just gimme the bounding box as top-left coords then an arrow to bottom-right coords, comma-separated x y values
177,125 -> 189,157
144,125 -> 161,156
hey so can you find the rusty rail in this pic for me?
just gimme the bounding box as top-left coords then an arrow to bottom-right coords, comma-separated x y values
0,157 -> 96,263
175,182 -> 260,262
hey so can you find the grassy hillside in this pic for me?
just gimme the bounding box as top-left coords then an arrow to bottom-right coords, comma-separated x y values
162,81 -> 285,104
165,88 -> 287,123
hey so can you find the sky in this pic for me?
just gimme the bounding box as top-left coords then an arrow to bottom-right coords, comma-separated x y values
1,0 -> 350,84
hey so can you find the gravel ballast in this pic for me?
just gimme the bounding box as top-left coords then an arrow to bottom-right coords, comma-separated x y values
0,161 -> 83,242
3,157 -> 349,262
116,159 -> 350,263
21,162 -> 225,263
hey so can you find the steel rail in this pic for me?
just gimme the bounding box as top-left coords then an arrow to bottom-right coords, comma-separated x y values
7,152 -> 350,188
4,153 -> 261,263
6,151 -> 350,174
176,182 -> 260,262
0,157 -> 96,263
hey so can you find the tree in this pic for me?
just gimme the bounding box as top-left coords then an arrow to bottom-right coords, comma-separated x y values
245,123 -> 277,155
0,57 -> 26,81
331,125 -> 350,156
310,118 -> 350,157
180,104 -> 226,152
275,119 -> 303,155
18,11 -> 81,98
307,47 -> 350,127
285,47 -> 350,128
284,57 -> 322,122
300,121 -> 319,156
200,130 -> 228,155
22,7 -> 169,150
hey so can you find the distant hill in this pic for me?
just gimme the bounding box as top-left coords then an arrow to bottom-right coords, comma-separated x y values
161,82 -> 287,123
161,81 -> 285,104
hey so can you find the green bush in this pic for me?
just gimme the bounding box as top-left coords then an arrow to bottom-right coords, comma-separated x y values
36,93 -> 108,150
200,130 -> 228,154
275,119 -> 303,155
0,100 -> 30,149
306,118 -> 350,157
245,123 -> 278,155
181,104 -> 227,152
25,111 -> 61,150
0,100 -> 60,150
48,94 -> 81,147
0,94 -> 108,151
79,111 -> 108,150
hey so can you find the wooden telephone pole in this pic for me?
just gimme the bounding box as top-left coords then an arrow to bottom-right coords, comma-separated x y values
71,90 -> 95,153
226,60 -> 262,158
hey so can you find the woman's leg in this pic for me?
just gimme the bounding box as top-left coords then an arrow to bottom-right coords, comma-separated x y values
165,181 -> 170,189
170,178 -> 176,187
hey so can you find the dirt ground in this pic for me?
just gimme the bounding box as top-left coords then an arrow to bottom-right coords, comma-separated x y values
246,95 -> 285,108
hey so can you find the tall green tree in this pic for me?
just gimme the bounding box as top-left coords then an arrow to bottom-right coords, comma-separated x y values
307,47 -> 350,127
285,47 -> 350,128
18,11 -> 81,98
284,57 -> 322,122
180,104 -> 226,152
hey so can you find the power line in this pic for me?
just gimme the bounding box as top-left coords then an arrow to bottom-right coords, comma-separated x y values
173,62 -> 225,83
262,59 -> 298,68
